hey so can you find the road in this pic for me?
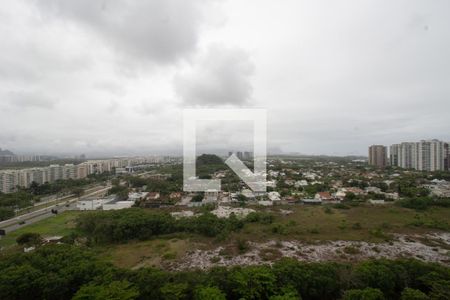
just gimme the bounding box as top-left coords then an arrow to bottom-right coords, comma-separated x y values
0,185 -> 111,234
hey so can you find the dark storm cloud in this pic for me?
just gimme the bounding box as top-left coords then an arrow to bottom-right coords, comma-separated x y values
174,45 -> 254,106
35,0 -> 212,64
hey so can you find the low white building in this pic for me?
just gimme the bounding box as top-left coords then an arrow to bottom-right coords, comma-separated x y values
103,200 -> 135,210
385,192 -> 399,200
128,192 -> 148,202
266,180 -> 277,188
241,189 -> 255,199
77,199 -> 104,210
268,191 -> 281,202
369,199 -> 386,205
295,180 -> 308,187
77,194 -> 137,211
204,189 -> 219,203
366,187 -> 382,194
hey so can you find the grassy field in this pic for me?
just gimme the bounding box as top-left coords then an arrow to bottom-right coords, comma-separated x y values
100,234 -> 206,269
101,204 -> 450,268
0,211 -> 80,248
1,204 -> 449,269
230,204 -> 450,243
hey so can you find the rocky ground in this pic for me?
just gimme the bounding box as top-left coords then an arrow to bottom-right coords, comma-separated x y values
168,233 -> 450,270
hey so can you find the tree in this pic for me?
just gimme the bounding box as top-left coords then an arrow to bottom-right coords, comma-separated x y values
342,288 -> 385,300
345,192 -> 356,201
192,193 -> 204,202
71,188 -> 85,198
429,281 -> 450,300
73,281 -> 139,300
351,260 -> 397,297
400,288 -> 429,300
0,207 -> 14,221
160,282 -> 189,300
269,287 -> 300,300
229,266 -> 277,300
194,286 -> 226,300
16,232 -> 43,246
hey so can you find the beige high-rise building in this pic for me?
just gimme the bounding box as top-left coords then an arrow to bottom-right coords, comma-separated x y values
368,145 -> 388,168
76,163 -> 89,179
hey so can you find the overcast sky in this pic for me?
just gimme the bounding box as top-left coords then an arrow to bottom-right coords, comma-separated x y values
1,0 -> 449,157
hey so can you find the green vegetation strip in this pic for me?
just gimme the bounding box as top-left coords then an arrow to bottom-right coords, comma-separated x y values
0,211 -> 80,248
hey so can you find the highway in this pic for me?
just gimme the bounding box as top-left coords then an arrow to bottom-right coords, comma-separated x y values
0,185 -> 111,234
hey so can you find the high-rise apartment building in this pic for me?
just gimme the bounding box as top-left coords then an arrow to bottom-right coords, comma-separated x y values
389,139 -> 448,171
0,171 -> 19,193
368,145 -> 388,168
416,140 -> 445,171
389,144 -> 399,166
399,142 -> 418,169
0,157 -> 169,194
445,143 -> 450,171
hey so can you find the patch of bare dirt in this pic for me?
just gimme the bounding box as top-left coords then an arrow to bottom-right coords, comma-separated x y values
167,233 -> 450,271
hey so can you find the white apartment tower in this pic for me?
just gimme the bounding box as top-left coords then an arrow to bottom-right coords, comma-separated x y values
416,140 -> 445,171
389,139 -> 447,171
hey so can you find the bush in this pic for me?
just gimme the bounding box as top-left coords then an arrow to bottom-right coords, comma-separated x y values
1,247 -> 449,300
333,203 -> 350,209
194,286 -> 226,300
342,288 -> 384,300
400,288 -> 429,300
16,232 -> 43,246
0,208 -> 14,221
245,212 -> 275,224
76,208 -> 251,244
352,223 -> 362,230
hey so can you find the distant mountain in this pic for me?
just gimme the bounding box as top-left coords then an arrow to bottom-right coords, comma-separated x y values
196,154 -> 224,165
0,148 -> 14,156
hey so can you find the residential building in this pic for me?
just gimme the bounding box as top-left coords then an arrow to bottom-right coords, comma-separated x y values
389,144 -> 400,167
268,191 -> 281,202
388,139 -> 448,171
445,143 -> 450,171
399,142 -> 417,169
417,140 -> 445,171
368,145 -> 388,168
204,189 -> 219,203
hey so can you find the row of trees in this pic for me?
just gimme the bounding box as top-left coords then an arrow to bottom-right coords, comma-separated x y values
0,244 -> 449,299
76,208 -> 274,244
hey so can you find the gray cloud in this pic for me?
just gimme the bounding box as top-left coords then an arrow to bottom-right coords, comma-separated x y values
6,91 -> 58,109
1,0 -> 450,156
35,0 -> 212,64
175,45 -> 254,106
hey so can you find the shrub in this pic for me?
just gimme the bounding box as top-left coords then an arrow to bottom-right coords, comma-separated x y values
16,232 -> 43,246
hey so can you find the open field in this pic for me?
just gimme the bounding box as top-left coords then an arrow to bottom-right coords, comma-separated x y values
0,211 -> 80,248
228,204 -> 450,243
2,205 -> 449,269
100,204 -> 450,269
100,234 -> 208,269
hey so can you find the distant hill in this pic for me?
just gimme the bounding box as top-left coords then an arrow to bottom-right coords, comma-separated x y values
0,148 -> 14,156
196,154 -> 224,165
